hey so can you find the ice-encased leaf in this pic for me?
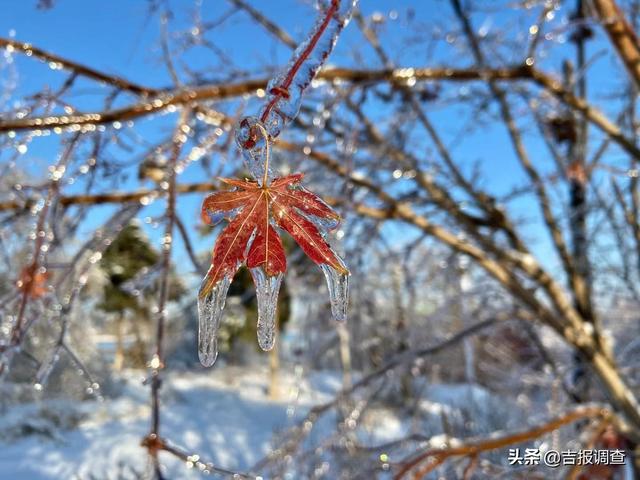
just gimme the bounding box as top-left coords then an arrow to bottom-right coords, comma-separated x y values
200,174 -> 350,354
198,272 -> 232,367
251,267 -> 283,351
321,263 -> 349,322
204,174 -> 346,285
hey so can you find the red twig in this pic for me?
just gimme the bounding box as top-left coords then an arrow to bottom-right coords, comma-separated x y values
259,0 -> 339,125
141,435 -> 254,478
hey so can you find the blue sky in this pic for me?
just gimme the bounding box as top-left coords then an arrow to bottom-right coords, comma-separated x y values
0,0 -> 630,282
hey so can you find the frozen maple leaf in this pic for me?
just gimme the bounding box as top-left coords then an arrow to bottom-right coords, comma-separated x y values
197,173 -> 349,366
196,0 -> 357,367
200,172 -> 347,289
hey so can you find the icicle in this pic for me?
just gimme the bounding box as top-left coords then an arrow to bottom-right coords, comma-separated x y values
251,267 -> 283,351
198,273 -> 232,367
321,263 -> 349,322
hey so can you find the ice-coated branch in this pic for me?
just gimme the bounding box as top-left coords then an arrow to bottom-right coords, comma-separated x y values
229,0 -> 297,49
0,181 -> 222,212
280,127 -> 640,432
0,134 -> 79,378
251,315 -> 509,473
393,406 -> 613,479
141,435 -> 258,479
258,0 -> 358,138
234,0 -> 358,185
0,66 -> 533,133
30,206 -> 140,394
1,56 -> 637,163
0,37 -> 159,96
136,124 -> 257,477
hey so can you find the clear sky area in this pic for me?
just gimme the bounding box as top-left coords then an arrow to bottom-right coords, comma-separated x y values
0,0 -> 629,282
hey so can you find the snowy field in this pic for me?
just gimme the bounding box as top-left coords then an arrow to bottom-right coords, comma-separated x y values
0,367 -> 336,479
0,366 -> 516,479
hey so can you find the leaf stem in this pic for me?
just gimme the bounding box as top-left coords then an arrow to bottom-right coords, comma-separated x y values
255,122 -> 271,187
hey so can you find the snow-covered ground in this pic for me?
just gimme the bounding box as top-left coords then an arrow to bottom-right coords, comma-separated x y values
0,366 -> 522,479
0,366 -> 347,479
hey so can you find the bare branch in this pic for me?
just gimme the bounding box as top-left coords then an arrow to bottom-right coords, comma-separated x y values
0,37 -> 159,95
591,0 -> 640,89
394,406 -> 612,479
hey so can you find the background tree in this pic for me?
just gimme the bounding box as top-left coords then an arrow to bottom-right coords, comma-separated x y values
98,222 -> 160,370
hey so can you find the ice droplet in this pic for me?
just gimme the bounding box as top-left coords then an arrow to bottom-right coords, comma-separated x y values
305,213 -> 340,231
198,273 -> 232,367
251,267 -> 283,351
321,264 -> 349,322
204,207 -> 241,226
234,117 -> 273,186
207,212 -> 226,225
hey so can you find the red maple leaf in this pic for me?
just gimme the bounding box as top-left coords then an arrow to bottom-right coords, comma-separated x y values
200,173 -> 347,296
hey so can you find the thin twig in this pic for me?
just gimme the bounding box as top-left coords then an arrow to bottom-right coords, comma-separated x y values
229,0 -> 297,48
145,108 -> 190,479
0,37 -> 158,95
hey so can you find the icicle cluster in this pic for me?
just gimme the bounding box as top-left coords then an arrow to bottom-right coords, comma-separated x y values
198,0 -> 357,366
